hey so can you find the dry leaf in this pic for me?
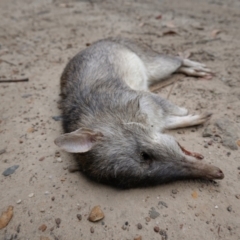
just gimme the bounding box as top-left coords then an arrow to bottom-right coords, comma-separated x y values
155,15 -> 162,20
211,29 -> 221,38
0,206 -> 14,229
191,191 -> 198,199
236,139 -> 240,147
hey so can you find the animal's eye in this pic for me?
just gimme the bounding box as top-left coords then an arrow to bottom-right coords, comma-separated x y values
141,151 -> 150,161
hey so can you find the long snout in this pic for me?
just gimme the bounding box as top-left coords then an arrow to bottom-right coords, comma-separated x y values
180,157 -> 224,181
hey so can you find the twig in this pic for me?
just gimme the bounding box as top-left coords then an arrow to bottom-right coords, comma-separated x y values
0,59 -> 16,66
150,75 -> 180,92
167,80 -> 177,99
183,37 -> 221,45
0,78 -> 29,83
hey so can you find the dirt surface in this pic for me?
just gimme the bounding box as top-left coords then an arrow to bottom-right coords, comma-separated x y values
0,0 -> 240,239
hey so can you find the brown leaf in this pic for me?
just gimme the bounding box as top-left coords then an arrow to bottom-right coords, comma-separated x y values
236,139 -> 240,147
0,206 -> 14,229
155,15 -> 162,20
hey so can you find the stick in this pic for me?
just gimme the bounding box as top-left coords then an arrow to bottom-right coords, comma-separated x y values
150,75 -> 180,92
0,59 -> 16,66
167,81 -> 176,99
0,78 -> 29,83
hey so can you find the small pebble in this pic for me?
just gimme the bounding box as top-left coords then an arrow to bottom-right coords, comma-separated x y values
39,157 -> 45,161
40,237 -> 50,240
172,189 -> 178,194
0,148 -> 6,155
88,205 -> 105,222
77,214 -> 82,221
45,191 -> 50,195
56,157 -> 62,162
226,152 -> 231,157
2,165 -> 19,176
235,194 -> 240,199
51,196 -> 55,201
16,224 -> 21,233
204,144 -> 208,148
16,199 -> 22,204
55,218 -> 61,227
145,217 -> 151,222
137,223 -> 142,229
122,225 -> 127,230
158,201 -> 168,208
208,140 -> 213,145
55,151 -> 61,157
28,193 -> 34,198
227,206 -> 232,212
21,93 -> 32,98
215,205 -> 218,209
52,116 -> 63,121
40,209 -> 45,213
159,229 -> 168,238
149,207 -> 160,219
227,226 -> 232,231
134,235 -> 142,240
38,224 -> 47,232
4,234 -> 13,240
154,226 -> 160,232
238,167 -> 240,170
90,226 -> 94,233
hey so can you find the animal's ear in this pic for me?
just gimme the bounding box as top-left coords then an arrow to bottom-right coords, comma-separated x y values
54,128 -> 103,153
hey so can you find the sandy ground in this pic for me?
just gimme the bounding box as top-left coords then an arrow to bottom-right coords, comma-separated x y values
0,0 -> 240,239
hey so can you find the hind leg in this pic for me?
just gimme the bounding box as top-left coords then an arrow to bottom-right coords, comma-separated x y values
177,59 -> 212,77
150,93 -> 189,116
164,112 -> 212,130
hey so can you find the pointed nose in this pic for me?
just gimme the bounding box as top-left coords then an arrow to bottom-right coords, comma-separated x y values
215,169 -> 224,179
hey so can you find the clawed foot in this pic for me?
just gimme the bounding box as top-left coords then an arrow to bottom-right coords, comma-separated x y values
187,112 -> 212,125
178,143 -> 204,160
178,59 -> 213,77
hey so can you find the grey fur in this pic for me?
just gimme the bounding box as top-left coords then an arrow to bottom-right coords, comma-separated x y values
55,37 -> 224,188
